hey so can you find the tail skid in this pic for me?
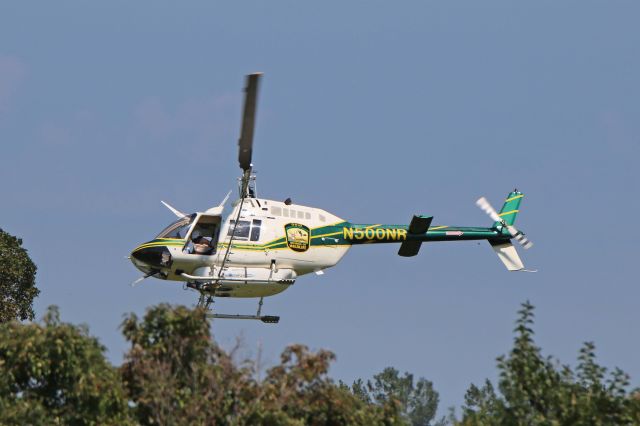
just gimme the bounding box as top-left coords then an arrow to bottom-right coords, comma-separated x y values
489,241 -> 534,272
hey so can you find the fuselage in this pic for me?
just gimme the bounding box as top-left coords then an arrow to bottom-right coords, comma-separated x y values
130,197 -> 509,297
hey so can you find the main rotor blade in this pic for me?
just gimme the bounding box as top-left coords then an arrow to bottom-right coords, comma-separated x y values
238,73 -> 262,172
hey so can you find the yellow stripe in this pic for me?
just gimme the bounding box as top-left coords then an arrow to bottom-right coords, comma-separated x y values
137,241 -> 185,248
224,244 -> 351,252
218,221 -> 348,248
217,240 -> 287,250
240,226 -> 351,247
505,194 -> 524,202
265,240 -> 287,248
136,221 -> 362,252
217,224 -> 382,249
311,230 -> 343,240
218,241 -> 267,248
429,225 -> 448,230
217,233 -> 284,248
320,220 -> 348,228
499,209 -> 519,217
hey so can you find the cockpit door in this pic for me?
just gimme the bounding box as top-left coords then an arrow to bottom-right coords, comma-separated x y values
183,214 -> 222,255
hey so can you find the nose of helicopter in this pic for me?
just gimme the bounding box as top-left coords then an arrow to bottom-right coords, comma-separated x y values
130,245 -> 173,270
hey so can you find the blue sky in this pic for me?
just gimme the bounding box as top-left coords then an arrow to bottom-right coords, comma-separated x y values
2,1 -> 639,413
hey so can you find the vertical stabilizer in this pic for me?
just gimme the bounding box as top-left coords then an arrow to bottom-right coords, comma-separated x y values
494,191 -> 524,227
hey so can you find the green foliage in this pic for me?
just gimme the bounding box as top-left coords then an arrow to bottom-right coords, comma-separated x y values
352,367 -> 443,426
0,306 -> 131,425
0,228 -> 40,322
255,344 -> 393,425
4,303 -> 393,425
3,254 -> 639,426
456,301 -> 640,425
121,304 -> 396,425
121,304 -> 241,425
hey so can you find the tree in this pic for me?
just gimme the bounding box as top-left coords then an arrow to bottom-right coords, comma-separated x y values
120,304 -> 242,425
456,301 -> 640,425
0,228 -> 39,322
121,304 -> 400,425
0,306 -> 132,425
352,367 -> 444,426
257,344 -> 394,425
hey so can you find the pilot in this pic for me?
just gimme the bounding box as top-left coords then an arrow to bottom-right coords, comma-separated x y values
192,235 -> 212,255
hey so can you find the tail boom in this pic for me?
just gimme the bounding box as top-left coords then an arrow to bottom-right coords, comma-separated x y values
338,189 -> 530,269
341,223 -> 507,245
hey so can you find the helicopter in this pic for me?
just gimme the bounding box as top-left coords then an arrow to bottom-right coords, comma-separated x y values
130,73 -> 534,324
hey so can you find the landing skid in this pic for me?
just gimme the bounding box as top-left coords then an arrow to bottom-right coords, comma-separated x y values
195,291 -> 280,324
208,313 -> 280,323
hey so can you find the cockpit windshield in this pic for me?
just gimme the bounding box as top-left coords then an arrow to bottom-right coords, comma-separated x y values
155,214 -> 196,239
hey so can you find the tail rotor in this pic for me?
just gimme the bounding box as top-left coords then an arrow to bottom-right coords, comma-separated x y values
476,194 -> 533,250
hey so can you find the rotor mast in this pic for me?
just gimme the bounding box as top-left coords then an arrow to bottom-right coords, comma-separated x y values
216,72 -> 264,284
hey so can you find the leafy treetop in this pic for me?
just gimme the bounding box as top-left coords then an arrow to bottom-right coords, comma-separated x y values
0,228 -> 40,323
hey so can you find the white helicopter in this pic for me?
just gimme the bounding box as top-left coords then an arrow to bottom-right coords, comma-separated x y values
130,73 -> 533,323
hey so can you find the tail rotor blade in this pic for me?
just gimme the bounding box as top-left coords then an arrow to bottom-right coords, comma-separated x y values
476,197 -> 502,223
477,195 -> 533,250
507,225 -> 534,250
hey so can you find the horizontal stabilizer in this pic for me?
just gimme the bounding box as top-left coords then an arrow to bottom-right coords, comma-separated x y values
490,241 -> 524,271
408,215 -> 432,234
398,215 -> 432,257
398,241 -> 421,257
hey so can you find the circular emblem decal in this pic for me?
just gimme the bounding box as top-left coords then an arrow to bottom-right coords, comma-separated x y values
285,223 -> 310,252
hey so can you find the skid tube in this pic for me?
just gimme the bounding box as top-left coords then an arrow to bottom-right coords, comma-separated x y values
197,294 -> 280,324
207,313 -> 280,323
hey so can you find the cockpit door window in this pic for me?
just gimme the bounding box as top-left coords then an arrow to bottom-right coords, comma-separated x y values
184,215 -> 221,255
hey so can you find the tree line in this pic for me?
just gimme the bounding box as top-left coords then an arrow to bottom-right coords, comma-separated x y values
2,227 -> 639,425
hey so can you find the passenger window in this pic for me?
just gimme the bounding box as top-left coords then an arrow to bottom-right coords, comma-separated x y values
250,219 -> 262,241
283,209 -> 289,217
271,206 -> 282,216
305,212 -> 311,219
319,214 -> 326,222
297,211 -> 304,219
227,220 -> 251,239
